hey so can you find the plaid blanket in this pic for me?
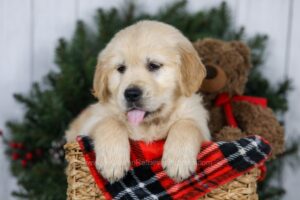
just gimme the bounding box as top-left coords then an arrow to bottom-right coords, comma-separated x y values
77,135 -> 271,200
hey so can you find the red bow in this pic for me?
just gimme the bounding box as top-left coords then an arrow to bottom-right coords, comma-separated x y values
215,93 -> 267,128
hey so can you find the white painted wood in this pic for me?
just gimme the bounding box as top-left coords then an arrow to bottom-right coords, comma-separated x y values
0,0 -> 33,199
188,0 -> 238,15
285,0 -> 300,136
32,0 -> 77,82
236,0 -> 289,84
283,0 -> 300,199
77,0 -> 239,30
77,0 -> 123,30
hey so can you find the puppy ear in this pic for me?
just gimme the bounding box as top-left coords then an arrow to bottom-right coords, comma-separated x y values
93,61 -> 110,103
178,44 -> 206,96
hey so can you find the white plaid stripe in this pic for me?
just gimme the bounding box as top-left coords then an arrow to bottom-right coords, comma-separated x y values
119,181 -> 139,199
244,137 -> 268,158
142,172 -> 171,199
114,169 -> 169,199
220,138 -> 265,164
232,141 -> 256,165
131,172 -> 158,200
143,190 -> 169,200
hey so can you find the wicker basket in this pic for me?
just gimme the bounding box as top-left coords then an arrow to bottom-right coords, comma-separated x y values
65,142 -> 260,200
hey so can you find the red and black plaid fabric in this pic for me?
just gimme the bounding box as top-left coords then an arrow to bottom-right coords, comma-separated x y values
77,135 -> 271,200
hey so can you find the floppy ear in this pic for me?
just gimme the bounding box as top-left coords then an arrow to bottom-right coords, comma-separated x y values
178,44 -> 206,96
92,61 -> 110,103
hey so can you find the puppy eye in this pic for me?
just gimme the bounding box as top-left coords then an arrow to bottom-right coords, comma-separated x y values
147,62 -> 162,72
117,64 -> 126,74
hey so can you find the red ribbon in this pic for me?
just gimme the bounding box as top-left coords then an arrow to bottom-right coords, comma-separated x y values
215,93 -> 268,181
215,93 -> 267,128
258,164 -> 267,181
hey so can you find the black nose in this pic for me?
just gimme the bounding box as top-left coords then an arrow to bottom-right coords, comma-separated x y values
124,87 -> 143,102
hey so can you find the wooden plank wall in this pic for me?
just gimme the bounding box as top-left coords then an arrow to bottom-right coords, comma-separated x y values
0,0 -> 299,199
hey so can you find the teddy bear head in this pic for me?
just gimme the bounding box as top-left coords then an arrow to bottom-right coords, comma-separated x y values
193,38 -> 251,104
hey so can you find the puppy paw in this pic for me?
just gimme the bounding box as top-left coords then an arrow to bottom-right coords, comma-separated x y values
162,146 -> 197,182
95,146 -> 130,183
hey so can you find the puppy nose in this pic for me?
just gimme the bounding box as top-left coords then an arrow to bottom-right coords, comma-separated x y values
124,87 -> 143,102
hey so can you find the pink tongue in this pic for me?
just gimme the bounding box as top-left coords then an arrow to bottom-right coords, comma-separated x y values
127,110 -> 146,126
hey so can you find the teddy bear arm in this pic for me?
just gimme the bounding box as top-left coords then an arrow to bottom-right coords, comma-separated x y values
208,107 -> 228,137
213,126 -> 247,142
233,102 -> 284,156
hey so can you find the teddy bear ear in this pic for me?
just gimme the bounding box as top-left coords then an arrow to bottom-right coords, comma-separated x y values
229,41 -> 252,69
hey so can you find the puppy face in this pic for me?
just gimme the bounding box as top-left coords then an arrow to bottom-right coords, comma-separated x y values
93,21 -> 206,125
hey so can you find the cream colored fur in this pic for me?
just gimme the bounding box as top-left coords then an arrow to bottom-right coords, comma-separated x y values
66,20 -> 210,182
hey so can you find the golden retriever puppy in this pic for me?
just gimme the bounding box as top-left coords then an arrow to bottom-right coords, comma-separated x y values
66,20 -> 210,182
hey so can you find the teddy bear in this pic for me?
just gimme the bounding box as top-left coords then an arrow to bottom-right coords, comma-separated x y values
193,38 -> 284,156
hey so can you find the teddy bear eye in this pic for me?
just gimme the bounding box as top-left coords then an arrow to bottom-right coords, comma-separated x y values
147,61 -> 162,72
117,64 -> 126,74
